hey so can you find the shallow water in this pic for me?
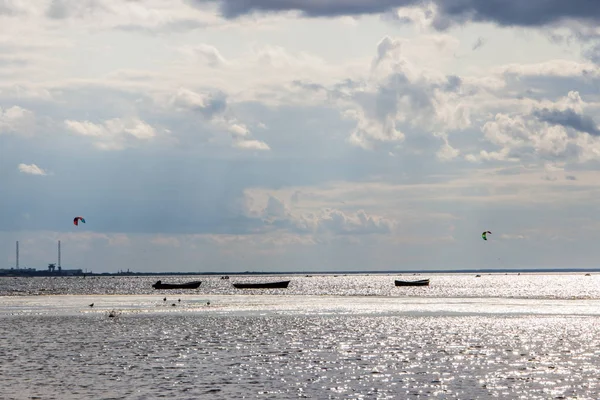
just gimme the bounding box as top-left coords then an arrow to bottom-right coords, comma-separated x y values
2,308 -> 600,399
3,274 -> 600,399
1,272 -> 599,299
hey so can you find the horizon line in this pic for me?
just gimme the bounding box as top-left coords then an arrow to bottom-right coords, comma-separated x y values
2,267 -> 598,276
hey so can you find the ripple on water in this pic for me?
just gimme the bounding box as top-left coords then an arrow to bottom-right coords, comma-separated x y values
1,313 -> 600,399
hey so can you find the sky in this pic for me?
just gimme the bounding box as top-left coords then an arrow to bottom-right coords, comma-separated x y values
3,0 -> 600,273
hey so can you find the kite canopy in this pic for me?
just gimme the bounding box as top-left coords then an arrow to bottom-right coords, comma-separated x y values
481,231 -> 492,240
73,216 -> 86,226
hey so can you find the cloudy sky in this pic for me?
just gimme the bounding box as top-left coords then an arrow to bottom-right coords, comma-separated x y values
3,0 -> 600,273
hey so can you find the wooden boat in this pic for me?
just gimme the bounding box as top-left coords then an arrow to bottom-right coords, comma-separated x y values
151,280 -> 201,289
232,280 -> 290,289
394,279 -> 430,287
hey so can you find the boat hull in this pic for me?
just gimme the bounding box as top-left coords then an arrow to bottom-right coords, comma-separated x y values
395,279 -> 430,287
152,281 -> 201,289
232,280 -> 290,289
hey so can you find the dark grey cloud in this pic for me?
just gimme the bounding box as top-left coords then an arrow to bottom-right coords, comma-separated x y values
189,0 -> 600,28
188,0 -> 420,19
532,107 -> 600,136
433,0 -> 600,28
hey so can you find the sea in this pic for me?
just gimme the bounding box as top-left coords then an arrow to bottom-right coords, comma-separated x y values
1,272 -> 600,399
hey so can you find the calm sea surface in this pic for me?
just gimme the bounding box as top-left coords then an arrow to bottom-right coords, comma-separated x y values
2,273 -> 600,399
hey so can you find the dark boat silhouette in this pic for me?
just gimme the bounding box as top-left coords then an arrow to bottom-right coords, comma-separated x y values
232,280 -> 290,289
152,280 -> 201,290
394,279 -> 430,287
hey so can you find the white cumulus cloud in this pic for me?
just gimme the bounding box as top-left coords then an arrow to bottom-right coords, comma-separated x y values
64,117 -> 157,150
18,163 -> 47,175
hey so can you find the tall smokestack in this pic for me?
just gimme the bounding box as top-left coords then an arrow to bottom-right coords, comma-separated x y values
58,240 -> 61,269
16,241 -> 19,269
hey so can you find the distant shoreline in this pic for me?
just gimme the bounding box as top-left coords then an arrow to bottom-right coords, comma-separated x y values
1,268 -> 599,277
